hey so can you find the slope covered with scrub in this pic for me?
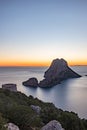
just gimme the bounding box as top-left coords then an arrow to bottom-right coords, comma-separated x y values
0,88 -> 87,130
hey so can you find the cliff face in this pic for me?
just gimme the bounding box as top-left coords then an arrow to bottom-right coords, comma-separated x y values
39,58 -> 81,87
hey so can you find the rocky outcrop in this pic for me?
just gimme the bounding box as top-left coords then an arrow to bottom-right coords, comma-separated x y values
22,58 -> 81,88
22,77 -> 38,87
41,120 -> 64,130
2,83 -> 17,92
39,58 -> 81,87
5,123 -> 20,130
30,105 -> 41,114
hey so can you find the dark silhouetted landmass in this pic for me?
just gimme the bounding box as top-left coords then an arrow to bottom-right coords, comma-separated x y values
39,58 -> 81,87
23,58 -> 81,88
23,77 -> 38,87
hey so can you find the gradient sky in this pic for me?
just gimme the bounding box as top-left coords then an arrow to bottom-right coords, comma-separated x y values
0,0 -> 87,66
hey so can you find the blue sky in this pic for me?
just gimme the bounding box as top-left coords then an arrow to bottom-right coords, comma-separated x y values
0,0 -> 87,66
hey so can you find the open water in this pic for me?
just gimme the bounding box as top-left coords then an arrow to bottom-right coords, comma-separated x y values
0,66 -> 87,119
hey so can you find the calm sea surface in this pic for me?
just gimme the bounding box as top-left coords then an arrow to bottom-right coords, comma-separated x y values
0,66 -> 87,119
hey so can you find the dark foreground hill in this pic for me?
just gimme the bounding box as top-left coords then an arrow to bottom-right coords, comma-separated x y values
0,89 -> 87,130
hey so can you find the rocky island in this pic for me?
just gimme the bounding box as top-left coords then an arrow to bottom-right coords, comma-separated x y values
23,58 -> 81,87
22,77 -> 38,87
39,58 -> 81,87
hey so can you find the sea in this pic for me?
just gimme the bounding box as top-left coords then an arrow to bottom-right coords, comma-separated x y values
0,66 -> 87,119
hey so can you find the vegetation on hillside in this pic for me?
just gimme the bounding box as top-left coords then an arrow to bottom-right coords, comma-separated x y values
0,88 -> 87,130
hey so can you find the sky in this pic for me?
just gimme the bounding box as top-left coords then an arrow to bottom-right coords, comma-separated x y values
0,0 -> 87,66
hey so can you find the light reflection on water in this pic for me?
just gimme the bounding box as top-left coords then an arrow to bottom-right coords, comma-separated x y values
22,76 -> 87,119
0,66 -> 87,119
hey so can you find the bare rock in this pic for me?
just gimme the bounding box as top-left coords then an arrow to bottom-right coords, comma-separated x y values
22,77 -> 38,87
39,58 -> 81,87
30,105 -> 41,114
5,123 -> 20,130
41,120 -> 64,130
2,83 -> 17,92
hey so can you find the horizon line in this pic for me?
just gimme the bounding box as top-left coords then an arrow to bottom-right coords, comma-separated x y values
0,60 -> 87,67
0,64 -> 87,67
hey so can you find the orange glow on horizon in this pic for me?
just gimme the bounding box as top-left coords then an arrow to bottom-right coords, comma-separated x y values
68,60 -> 87,66
0,61 -> 50,67
0,59 -> 87,67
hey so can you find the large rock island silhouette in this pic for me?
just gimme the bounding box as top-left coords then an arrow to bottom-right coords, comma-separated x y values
23,58 -> 81,87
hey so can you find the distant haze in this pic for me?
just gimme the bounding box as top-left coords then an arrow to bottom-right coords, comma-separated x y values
0,0 -> 87,66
